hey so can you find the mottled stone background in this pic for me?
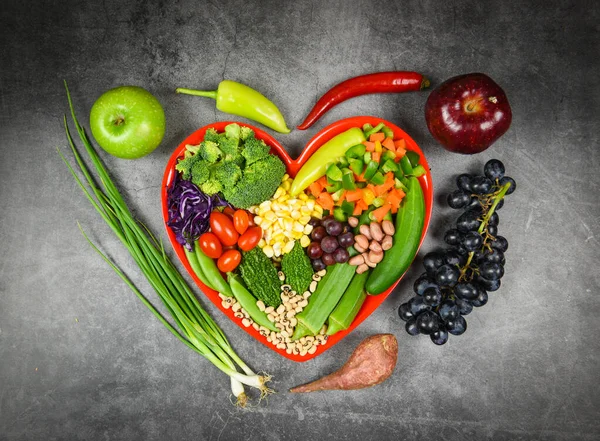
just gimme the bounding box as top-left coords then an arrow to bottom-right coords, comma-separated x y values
1,0 -> 598,440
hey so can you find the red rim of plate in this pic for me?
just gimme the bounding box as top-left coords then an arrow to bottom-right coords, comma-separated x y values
161,117 -> 433,362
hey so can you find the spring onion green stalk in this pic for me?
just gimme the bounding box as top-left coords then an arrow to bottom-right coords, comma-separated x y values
59,81 -> 272,406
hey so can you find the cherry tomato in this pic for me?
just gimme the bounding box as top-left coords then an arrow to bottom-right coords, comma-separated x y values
233,210 -> 250,235
210,211 -> 239,246
237,226 -> 263,251
198,232 -> 223,259
223,206 -> 236,218
217,249 -> 241,273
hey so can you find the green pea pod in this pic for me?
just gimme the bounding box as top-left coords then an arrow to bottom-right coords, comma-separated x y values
228,273 -> 279,332
290,127 -> 366,196
366,176 -> 425,295
184,247 -> 216,291
176,80 -> 290,133
194,241 -> 232,296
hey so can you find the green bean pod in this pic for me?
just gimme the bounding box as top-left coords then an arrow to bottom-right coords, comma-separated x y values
291,262 -> 356,340
184,247 -> 216,291
365,176 -> 425,295
194,241 -> 232,296
228,273 -> 279,332
326,271 -> 369,336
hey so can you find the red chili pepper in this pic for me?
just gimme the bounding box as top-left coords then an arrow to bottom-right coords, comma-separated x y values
297,71 -> 430,130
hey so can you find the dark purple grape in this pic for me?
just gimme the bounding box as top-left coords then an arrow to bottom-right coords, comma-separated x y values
488,212 -> 499,226
446,316 -> 467,335
477,276 -> 501,292
478,248 -> 505,265
307,242 -> 323,259
484,159 -> 505,181
462,231 -> 483,251
439,300 -> 459,321
326,220 -> 343,236
423,251 -> 445,275
444,229 -> 463,246
466,197 -> 483,213
308,217 -> 321,227
405,318 -> 419,336
311,226 -> 326,241
456,211 -> 481,233
435,264 -> 460,287
413,273 -> 438,295
456,174 -> 472,191
454,282 -> 479,300
337,231 -> 355,248
479,262 -> 504,280
430,328 -> 449,345
423,286 -> 443,306
321,215 -> 335,229
321,252 -> 336,266
455,298 -> 473,315
487,225 -> 498,237
416,310 -> 441,335
408,296 -> 431,315
495,199 -> 504,210
398,302 -> 413,322
444,249 -> 467,266
498,176 -> 516,194
311,258 -> 326,272
471,287 -> 488,307
332,247 -> 349,263
490,235 -> 508,252
320,236 -> 339,254
447,190 -> 471,209
470,176 -> 493,194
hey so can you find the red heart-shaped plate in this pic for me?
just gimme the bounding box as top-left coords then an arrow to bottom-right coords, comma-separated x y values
161,116 -> 433,362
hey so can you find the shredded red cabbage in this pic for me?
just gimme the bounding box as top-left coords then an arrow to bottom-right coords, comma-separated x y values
166,175 -> 230,250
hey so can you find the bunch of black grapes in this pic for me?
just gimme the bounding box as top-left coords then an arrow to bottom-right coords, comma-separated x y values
398,159 -> 516,345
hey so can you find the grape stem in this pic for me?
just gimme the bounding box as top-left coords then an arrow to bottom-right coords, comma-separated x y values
459,181 -> 512,281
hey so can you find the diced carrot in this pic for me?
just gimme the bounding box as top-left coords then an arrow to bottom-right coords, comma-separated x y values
371,204 -> 392,223
374,179 -> 395,197
317,192 -> 334,211
353,200 -> 366,216
372,151 -> 381,163
316,175 -> 329,188
385,172 -> 395,183
356,171 -> 366,182
308,181 -> 323,197
394,139 -> 406,150
386,188 -> 405,214
369,132 -> 385,142
363,141 -> 376,152
382,137 -> 395,151
394,139 -> 407,160
338,191 -> 347,204
345,189 -> 363,202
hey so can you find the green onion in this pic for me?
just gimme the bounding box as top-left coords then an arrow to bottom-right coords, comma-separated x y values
58,81 -> 272,406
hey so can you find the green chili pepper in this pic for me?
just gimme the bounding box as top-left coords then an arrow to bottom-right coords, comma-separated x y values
290,127 -> 366,196
176,80 -> 290,133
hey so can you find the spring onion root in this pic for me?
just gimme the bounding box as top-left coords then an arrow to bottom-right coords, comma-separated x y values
59,81 -> 272,405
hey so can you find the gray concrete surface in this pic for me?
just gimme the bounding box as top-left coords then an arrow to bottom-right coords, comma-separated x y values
1,0 -> 599,440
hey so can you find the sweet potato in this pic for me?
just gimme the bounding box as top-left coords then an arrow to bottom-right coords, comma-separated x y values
289,334 -> 398,392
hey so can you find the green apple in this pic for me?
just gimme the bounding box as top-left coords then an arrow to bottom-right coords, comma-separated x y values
89,86 -> 166,159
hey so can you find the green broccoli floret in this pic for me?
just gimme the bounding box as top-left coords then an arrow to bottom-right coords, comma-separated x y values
224,123 -> 241,140
223,154 -> 285,209
200,179 -> 222,196
218,134 -> 241,161
203,128 -> 220,143
241,136 -> 270,165
199,141 -> 223,163
175,153 -> 202,180
240,126 -> 254,141
214,161 -> 242,190
190,160 -> 211,187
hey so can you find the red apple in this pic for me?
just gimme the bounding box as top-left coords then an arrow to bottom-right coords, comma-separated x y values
424,73 -> 512,154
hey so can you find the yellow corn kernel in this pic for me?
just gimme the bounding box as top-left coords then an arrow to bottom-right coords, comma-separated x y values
262,245 -> 274,258
290,210 -> 301,220
282,174 -> 289,182
292,230 -> 304,240
303,224 -> 314,235
277,194 -> 289,203
283,240 -> 296,254
272,233 -> 285,243
264,211 -> 277,222
299,193 -> 309,201
313,204 -> 323,214
298,215 -> 311,225
300,235 -> 311,247
312,210 -> 323,219
293,221 -> 305,233
282,180 -> 291,191
258,239 -> 266,248
253,216 -> 263,226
